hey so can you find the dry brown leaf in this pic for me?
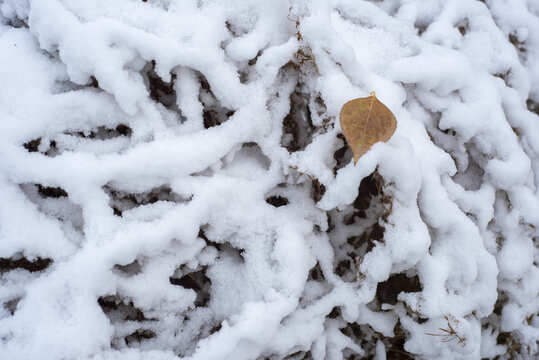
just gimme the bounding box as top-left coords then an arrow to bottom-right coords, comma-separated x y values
340,92 -> 397,164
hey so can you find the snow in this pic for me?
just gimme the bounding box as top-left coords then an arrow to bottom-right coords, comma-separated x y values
0,0 -> 538,359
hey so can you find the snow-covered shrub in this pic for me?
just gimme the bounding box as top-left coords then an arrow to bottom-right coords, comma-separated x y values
0,0 -> 538,359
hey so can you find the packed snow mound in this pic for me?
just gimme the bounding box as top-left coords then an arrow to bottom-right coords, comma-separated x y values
0,0 -> 538,359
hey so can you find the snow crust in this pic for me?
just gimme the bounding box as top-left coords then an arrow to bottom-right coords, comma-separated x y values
0,0 -> 538,359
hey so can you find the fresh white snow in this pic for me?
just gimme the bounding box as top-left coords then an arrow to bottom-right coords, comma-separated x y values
0,0 -> 538,359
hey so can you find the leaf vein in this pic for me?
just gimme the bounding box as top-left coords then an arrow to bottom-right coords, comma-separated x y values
362,94 -> 376,140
